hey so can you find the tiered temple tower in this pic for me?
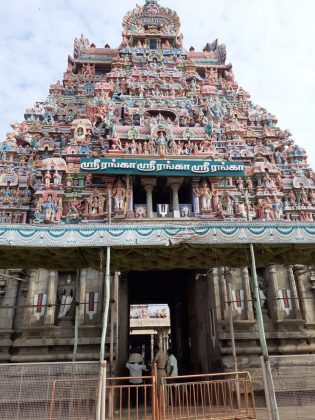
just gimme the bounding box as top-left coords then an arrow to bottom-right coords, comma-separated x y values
0,0 -> 315,384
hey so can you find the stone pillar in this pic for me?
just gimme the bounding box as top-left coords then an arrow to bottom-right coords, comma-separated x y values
218,267 -> 228,320
126,175 -> 134,217
171,185 -> 180,215
144,185 -> 153,218
150,334 -> 154,361
128,184 -> 133,213
0,270 -> 19,330
192,178 -> 200,215
242,267 -> 255,321
141,178 -> 157,219
161,327 -> 169,352
287,265 -> 303,319
167,177 -> 183,218
78,269 -> 87,324
45,271 -> 58,325
25,270 -> 39,327
293,266 -> 314,323
116,274 -> 129,375
22,212 -> 27,223
266,265 -> 281,321
209,268 -> 221,320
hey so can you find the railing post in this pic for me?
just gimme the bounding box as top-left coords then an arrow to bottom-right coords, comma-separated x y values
96,247 -> 111,420
153,363 -> 160,420
72,270 -> 80,361
226,271 -> 241,413
249,244 -> 279,420
260,356 -> 272,420
49,380 -> 57,420
102,361 -> 107,420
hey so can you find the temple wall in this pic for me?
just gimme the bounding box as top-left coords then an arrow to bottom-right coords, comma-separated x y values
0,264 -> 315,385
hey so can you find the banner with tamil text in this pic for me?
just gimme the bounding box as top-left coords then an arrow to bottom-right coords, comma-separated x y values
80,158 -> 245,177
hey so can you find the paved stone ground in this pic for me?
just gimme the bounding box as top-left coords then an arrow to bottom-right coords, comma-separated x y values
256,406 -> 315,420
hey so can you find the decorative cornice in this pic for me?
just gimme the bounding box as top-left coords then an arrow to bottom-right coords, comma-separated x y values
0,222 -> 314,248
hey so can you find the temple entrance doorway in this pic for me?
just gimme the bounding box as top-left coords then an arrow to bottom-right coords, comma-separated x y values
129,303 -> 171,363
116,269 -> 221,377
128,270 -> 190,375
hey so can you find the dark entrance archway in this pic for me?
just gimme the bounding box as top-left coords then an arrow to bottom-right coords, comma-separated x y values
129,270 -> 190,375
116,269 -> 223,377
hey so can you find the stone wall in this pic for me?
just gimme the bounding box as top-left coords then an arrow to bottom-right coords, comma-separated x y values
0,265 -> 314,380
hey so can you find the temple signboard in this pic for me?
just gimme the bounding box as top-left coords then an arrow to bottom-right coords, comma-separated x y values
80,158 -> 245,177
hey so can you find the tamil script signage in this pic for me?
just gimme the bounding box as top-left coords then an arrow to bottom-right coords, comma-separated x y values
80,158 -> 245,177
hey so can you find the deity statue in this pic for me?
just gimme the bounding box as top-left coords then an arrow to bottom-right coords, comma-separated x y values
288,190 -> 296,207
237,177 -> 244,192
264,197 -> 273,220
54,198 -> 62,221
53,170 -> 61,185
200,138 -> 212,153
44,171 -> 51,187
203,118 -> 213,137
246,178 -> 253,193
112,180 -> 126,212
42,194 -> 58,221
156,131 -> 167,156
223,194 -> 234,215
87,193 -> 105,216
263,173 -> 275,191
111,137 -> 122,150
57,274 -> 74,319
272,195 -> 283,220
66,197 -> 81,219
194,180 -> 213,211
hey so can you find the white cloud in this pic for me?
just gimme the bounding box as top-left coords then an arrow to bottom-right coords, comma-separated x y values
1,0 -> 314,167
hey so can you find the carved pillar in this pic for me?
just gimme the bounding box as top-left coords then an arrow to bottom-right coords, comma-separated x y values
127,176 -> 134,216
144,185 -> 153,218
79,269 -> 87,324
209,268 -> 221,321
141,178 -> 157,219
192,177 -> 200,215
45,271 -> 58,325
287,265 -> 303,319
0,270 -> 19,330
293,266 -> 314,323
171,184 -> 180,213
242,267 -> 255,321
106,184 -> 112,217
266,265 -> 281,321
218,267 -> 228,320
25,270 -> 38,327
167,177 -> 183,218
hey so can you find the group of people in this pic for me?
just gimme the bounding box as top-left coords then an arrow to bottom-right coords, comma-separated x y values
126,345 -> 178,406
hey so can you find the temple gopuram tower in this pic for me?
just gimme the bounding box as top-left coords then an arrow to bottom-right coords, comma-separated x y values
0,0 -> 315,391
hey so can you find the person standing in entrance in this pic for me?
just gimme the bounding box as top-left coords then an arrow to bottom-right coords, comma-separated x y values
153,345 -> 167,389
126,359 -> 148,408
166,348 -> 178,378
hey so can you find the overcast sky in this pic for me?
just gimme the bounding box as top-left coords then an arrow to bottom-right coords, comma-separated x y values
1,0 -> 314,168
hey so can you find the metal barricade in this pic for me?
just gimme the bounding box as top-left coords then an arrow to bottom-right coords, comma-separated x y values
106,375 -> 157,420
267,354 -> 315,420
159,372 -> 256,420
49,374 -> 157,420
0,362 -> 257,420
49,378 -> 98,420
0,361 -> 98,420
